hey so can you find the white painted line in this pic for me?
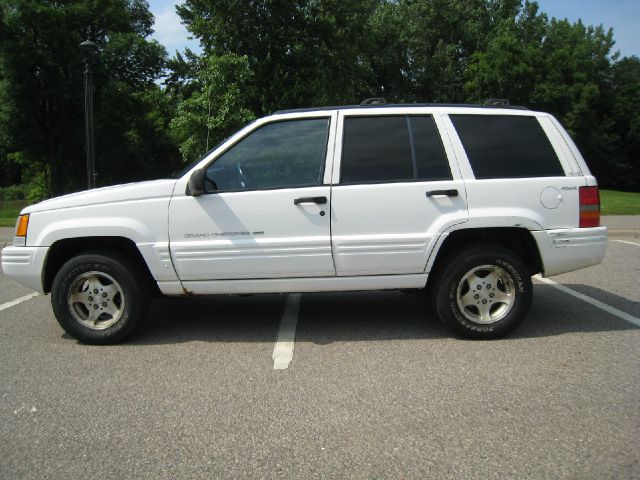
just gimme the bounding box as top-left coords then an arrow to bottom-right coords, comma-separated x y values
0,292 -> 39,312
613,239 -> 640,247
535,275 -> 640,328
273,293 -> 301,370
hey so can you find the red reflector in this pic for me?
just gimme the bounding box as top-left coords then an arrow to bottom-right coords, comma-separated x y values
579,186 -> 600,227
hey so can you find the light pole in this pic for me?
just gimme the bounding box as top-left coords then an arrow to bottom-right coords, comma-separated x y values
79,40 -> 99,189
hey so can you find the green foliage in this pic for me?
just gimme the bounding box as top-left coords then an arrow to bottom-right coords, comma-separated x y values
177,0 -> 378,113
0,184 -> 27,201
0,0 -> 179,196
394,0 -> 508,102
170,54 -> 255,164
0,152 -> 50,202
170,0 -> 639,190
24,168 -> 50,204
610,57 -> 640,189
0,0 -> 639,192
463,4 -> 630,187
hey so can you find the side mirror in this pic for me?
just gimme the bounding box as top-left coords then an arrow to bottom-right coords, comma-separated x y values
186,168 -> 205,196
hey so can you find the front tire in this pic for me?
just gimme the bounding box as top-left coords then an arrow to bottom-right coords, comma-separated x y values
51,251 -> 150,344
434,244 -> 533,339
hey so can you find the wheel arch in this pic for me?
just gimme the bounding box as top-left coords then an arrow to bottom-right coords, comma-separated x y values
427,227 -> 543,287
43,236 -> 160,296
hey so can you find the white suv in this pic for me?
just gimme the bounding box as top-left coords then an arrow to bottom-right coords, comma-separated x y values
1,103 -> 607,343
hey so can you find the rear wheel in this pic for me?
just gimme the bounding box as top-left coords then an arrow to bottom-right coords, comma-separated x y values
433,244 -> 532,339
51,251 -> 150,344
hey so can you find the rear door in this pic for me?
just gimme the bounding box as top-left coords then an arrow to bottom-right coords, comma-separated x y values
330,110 -> 469,276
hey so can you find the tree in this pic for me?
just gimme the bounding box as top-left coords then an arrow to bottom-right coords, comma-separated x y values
177,0 -> 378,114
610,57 -> 640,189
373,0 -> 523,103
464,1 -> 547,105
0,0 -> 179,196
2,0 -> 637,193
170,53 -> 255,164
465,4 -> 626,187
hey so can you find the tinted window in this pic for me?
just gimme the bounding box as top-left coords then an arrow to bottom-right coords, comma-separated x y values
205,118 -> 329,192
341,116 -> 412,183
410,116 -> 452,181
450,115 -> 565,179
341,116 -> 451,183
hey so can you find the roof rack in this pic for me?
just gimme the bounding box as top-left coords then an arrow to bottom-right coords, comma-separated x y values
273,101 -> 528,115
483,98 -> 511,107
360,97 -> 387,105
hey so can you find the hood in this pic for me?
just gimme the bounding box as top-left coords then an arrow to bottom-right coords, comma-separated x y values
23,179 -> 178,214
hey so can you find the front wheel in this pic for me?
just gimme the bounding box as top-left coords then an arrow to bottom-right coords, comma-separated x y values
51,251 -> 150,344
433,244 -> 533,339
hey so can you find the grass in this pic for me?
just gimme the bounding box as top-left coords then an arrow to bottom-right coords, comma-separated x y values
600,190 -> 640,216
0,200 -> 28,227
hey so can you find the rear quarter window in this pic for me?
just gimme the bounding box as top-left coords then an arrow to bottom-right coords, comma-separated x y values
450,114 -> 565,179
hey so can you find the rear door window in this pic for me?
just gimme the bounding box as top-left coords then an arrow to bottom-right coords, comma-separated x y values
450,115 -> 565,179
340,115 -> 451,183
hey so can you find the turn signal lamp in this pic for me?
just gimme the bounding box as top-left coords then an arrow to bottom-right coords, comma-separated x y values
14,214 -> 29,246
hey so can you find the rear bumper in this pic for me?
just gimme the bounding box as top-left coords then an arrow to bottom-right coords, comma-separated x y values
1,246 -> 48,293
532,227 -> 607,277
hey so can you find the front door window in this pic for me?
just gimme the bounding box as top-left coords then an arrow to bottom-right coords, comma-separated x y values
205,118 -> 330,192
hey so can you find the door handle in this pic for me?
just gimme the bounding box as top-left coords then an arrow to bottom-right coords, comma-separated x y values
426,189 -> 459,197
294,196 -> 328,205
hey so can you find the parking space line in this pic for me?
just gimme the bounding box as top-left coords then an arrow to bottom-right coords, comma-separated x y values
272,293 -> 301,370
535,275 -> 640,328
0,292 -> 39,312
613,240 -> 640,247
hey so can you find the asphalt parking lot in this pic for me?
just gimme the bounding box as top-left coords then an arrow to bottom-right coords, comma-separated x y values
1,226 -> 638,479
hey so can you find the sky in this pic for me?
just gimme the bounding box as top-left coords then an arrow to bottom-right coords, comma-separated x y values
148,0 -> 200,55
536,0 -> 640,58
148,0 -> 640,59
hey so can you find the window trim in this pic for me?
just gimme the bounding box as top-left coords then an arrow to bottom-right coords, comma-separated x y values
200,116 -> 333,195
337,114 -> 453,186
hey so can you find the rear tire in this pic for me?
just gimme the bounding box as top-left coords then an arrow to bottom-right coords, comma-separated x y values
51,251 -> 150,344
433,244 -> 532,339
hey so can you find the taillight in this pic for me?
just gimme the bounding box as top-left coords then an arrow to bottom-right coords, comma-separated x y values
579,186 -> 600,228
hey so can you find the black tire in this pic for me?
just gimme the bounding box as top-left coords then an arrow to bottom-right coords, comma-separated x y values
50,250 -> 150,344
433,243 -> 532,339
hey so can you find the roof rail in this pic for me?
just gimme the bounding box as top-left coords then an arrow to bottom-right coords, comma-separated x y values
272,101 -> 529,115
360,97 -> 386,106
483,98 -> 511,107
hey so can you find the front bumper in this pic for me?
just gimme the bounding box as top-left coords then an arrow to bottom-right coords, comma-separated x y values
531,226 -> 608,277
1,246 -> 49,293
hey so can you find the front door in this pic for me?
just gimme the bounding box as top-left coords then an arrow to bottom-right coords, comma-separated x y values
169,116 -> 336,281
